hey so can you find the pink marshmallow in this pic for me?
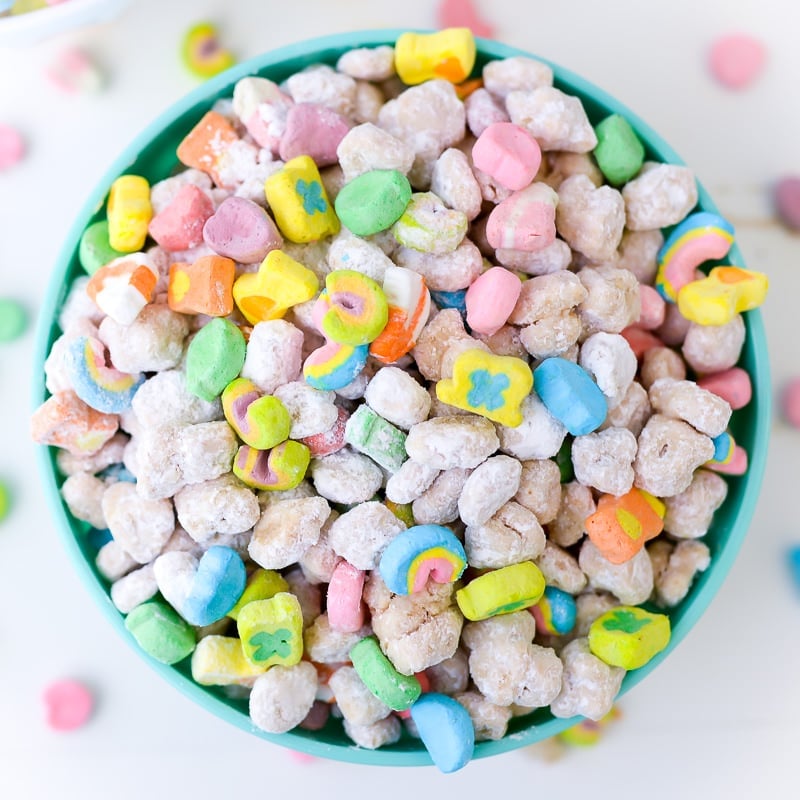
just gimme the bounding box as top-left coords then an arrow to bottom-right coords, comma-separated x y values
485,183 -> 558,252
780,376 -> 800,428
465,266 -> 522,336
0,123 -> 24,170
278,103 -> 352,167
697,367 -> 753,410
203,196 -> 283,264
621,326 -> 663,359
43,679 -> 93,731
148,184 -> 214,252
326,560 -> 365,633
472,121 -> 542,191
708,33 -> 766,90
243,92 -> 294,153
636,284 -> 667,330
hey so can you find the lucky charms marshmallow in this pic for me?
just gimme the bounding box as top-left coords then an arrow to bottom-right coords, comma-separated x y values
32,27 -> 768,772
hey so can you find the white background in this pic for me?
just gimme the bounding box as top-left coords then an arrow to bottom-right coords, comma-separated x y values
2,1 -> 800,797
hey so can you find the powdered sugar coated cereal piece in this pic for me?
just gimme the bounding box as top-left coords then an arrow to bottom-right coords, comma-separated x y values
617,229 -> 664,285
364,366 -> 431,430
577,264 -> 641,336
454,691 -> 513,742
395,238 -> 482,292
343,716 -> 402,750
464,501 -> 545,569
458,456 -> 523,527
174,474 -> 260,543
465,88 -> 509,138
497,392 -> 567,461
601,380 -> 652,438
556,174 -> 625,262
405,415 -> 499,470
412,308 -> 471,382
240,319 -> 304,394
110,563 -> 158,614
648,377 -> 732,438
327,501 -> 406,571
385,460 -> 440,505
130,370 -> 221,429
61,473 -> 108,529
622,163 -> 698,231
547,481 -> 596,548
273,381 -> 338,439
634,414 -> 715,497
513,459 -> 561,524
412,467 -> 472,525
650,539 -> 711,607
579,540 -> 654,606
496,238 -> 572,277
304,613 -> 370,663
431,148 -> 483,221
506,86 -> 597,153
336,46 -> 396,81
571,427 -> 638,496
535,540 -> 587,595
98,304 -> 190,374
663,469 -> 728,539
681,315 -> 745,375
336,123 -> 414,183
482,56 -> 553,99
579,332 -> 638,408
95,540 -> 138,582
310,448 -> 383,504
549,637 -> 624,721
327,232 -> 394,284
101,481 -> 174,563
639,347 -> 687,391
248,496 -> 330,570
329,666 -> 392,726
377,80 -> 466,187
249,662 -> 318,734
285,65 -> 357,117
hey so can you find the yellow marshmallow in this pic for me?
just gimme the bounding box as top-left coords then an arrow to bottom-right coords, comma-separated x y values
436,348 -> 533,427
237,593 -> 304,668
394,28 -> 476,85
456,561 -> 546,621
107,175 -> 152,253
264,155 -> 340,243
190,635 -> 268,686
227,568 -> 290,620
233,249 -> 319,324
677,265 -> 768,326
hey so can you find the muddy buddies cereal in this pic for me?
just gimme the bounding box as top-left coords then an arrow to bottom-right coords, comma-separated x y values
32,29 -> 770,771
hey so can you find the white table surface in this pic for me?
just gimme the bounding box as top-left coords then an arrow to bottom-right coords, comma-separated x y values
2,1 -> 799,797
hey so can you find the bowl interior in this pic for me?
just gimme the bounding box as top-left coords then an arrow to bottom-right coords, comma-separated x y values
33,29 -> 771,766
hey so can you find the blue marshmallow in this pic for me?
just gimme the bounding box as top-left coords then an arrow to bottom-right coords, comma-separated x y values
533,357 -> 607,436
181,546 -> 247,626
410,693 -> 475,773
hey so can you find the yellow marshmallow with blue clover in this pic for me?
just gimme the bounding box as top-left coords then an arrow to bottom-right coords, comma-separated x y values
436,348 -> 532,427
264,155 -> 340,243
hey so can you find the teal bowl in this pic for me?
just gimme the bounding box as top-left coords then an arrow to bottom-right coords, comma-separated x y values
33,30 -> 771,766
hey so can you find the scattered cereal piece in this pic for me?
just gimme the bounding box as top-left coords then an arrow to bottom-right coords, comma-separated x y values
437,0 -> 495,38
781,376 -> 800,428
0,481 -> 10,522
0,298 -> 28,342
774,176 -> 800,231
182,22 -> 236,79
0,123 -> 24,170
708,33 -> 765,90
46,48 -> 104,93
42,679 -> 94,732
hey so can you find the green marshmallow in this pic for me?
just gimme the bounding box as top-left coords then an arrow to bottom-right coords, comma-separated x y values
0,481 -> 11,522
334,169 -> 412,237
124,600 -> 196,665
344,404 -> 407,472
349,635 -> 422,711
593,114 -> 645,186
185,317 -> 246,402
0,298 -> 28,342
79,220 -> 125,275
588,605 -> 671,670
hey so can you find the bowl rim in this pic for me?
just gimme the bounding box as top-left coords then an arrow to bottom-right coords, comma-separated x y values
32,27 -> 772,766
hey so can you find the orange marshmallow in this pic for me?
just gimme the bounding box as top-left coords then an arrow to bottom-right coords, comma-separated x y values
31,390 -> 119,456
585,488 -> 665,564
176,111 -> 239,186
168,255 -> 236,316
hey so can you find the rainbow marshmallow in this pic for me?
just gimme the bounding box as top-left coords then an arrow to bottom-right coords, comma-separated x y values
319,270 -> 389,347
66,335 -> 144,414
232,440 -> 310,491
379,524 -> 467,595
303,341 -> 369,391
655,211 -> 735,302
530,586 -> 577,636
